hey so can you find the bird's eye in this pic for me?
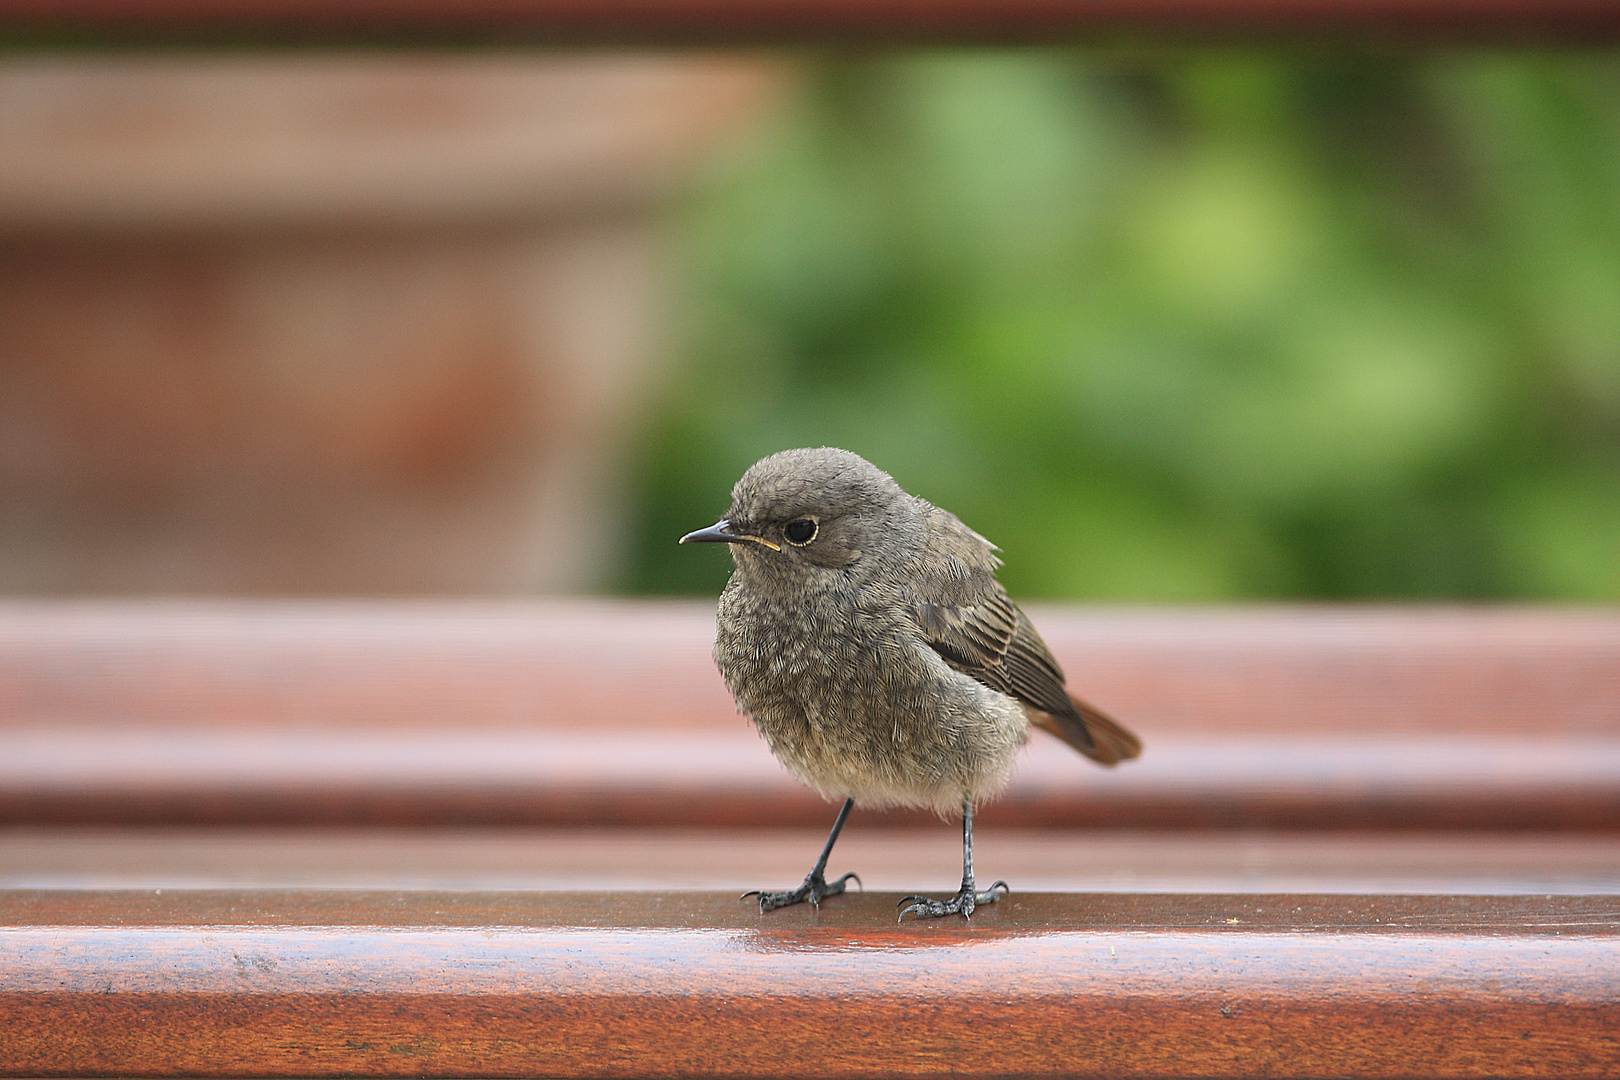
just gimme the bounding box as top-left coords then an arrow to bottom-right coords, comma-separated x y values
784,519 -> 818,545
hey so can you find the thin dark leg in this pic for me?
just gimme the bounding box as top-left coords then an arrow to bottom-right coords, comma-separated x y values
897,798 -> 1009,920
743,797 -> 861,912
807,796 -> 854,880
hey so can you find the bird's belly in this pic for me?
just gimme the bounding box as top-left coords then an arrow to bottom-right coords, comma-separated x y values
716,614 -> 1029,814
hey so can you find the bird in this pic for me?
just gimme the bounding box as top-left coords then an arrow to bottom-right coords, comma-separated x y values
679,447 -> 1140,919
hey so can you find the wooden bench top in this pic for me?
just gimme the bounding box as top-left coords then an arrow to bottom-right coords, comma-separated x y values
4,889 -> 1619,1079
2,602 -> 1617,1077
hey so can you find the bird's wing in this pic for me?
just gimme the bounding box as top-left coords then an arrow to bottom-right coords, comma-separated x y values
909,584 -> 1082,724
905,505 -> 1139,765
903,507 -> 1075,718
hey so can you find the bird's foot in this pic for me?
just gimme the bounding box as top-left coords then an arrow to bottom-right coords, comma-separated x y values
743,871 -> 861,912
897,879 -> 1008,921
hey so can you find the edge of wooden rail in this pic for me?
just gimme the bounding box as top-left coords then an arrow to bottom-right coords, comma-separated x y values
5,0 -> 1620,45
5,728 -> 1620,829
3,889 -> 1618,1079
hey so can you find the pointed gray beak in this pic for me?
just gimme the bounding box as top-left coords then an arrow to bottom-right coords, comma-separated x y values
679,519 -> 744,545
679,519 -> 780,551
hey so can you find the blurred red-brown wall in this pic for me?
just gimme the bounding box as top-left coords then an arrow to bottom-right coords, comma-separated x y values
0,55 -> 777,594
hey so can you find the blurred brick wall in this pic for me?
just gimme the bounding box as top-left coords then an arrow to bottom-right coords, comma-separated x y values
0,56 -> 777,593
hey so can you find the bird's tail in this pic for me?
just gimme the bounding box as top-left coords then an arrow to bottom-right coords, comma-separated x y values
1030,694 -> 1142,766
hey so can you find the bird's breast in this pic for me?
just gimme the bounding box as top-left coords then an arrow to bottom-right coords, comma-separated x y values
712,577 -> 1028,813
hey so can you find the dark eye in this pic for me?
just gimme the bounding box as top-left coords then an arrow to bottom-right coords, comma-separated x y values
784,519 -> 818,545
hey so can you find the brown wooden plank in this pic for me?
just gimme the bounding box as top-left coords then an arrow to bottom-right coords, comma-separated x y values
2,889 -> 1617,1078
4,0 -> 1620,44
5,826 -> 1620,894
2,602 -> 1617,829
4,602 -> 1615,737
0,600 -> 735,733
3,727 -> 1619,829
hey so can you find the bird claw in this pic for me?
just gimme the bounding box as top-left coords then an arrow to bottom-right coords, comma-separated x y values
742,871 -> 861,912
897,880 -> 1008,921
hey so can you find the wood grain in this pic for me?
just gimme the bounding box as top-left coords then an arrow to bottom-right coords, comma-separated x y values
2,890 -> 1617,1079
4,0 -> 1620,43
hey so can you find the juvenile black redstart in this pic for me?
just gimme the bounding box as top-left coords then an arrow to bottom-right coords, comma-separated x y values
680,447 -> 1141,919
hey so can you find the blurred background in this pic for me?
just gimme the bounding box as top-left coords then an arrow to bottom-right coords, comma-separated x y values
3,48 -> 1618,602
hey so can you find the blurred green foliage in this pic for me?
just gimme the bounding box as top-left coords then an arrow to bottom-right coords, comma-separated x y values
620,51 -> 1620,602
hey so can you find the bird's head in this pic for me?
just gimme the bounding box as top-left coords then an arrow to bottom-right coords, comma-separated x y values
679,447 -> 908,577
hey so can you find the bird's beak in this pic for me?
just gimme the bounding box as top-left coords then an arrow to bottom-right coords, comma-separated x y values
678,519 -> 780,551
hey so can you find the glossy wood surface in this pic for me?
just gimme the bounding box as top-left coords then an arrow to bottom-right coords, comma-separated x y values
3,889 -> 1618,1078
4,0 -> 1620,43
3,602 -> 1617,829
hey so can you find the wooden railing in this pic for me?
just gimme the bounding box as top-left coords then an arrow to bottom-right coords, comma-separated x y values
2,603 -> 1618,832
5,0 -> 1620,43
1,601 -> 1618,1076
5,889 -> 1617,1078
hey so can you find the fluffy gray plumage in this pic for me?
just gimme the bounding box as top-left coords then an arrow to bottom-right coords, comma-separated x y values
702,446 -> 1140,816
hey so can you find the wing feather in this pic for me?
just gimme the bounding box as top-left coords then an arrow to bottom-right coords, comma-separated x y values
903,507 -> 1139,765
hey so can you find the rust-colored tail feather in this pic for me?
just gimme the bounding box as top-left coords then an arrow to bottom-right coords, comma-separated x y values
1029,694 -> 1142,767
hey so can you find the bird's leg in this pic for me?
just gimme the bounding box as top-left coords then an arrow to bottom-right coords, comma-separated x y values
898,798 -> 1009,920
743,797 -> 861,912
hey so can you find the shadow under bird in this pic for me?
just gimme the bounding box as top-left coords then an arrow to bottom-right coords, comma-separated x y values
680,447 -> 1141,919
